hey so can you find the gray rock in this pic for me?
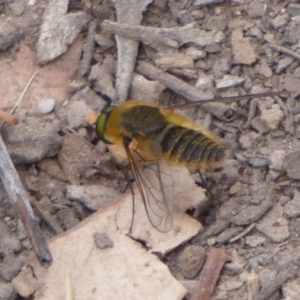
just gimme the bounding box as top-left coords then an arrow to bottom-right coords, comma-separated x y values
70,86 -> 107,112
64,100 -> 93,129
0,282 -> 16,300
94,232 -> 114,249
269,150 -> 286,171
0,221 -> 21,254
270,13 -> 289,30
260,104 -> 284,131
66,185 -> 121,211
0,253 -> 26,281
249,157 -> 269,168
0,21 -> 21,52
176,245 -> 206,279
247,1 -> 265,18
276,57 -> 294,74
232,29 -> 256,65
284,191 -> 300,218
248,26 -> 263,40
284,74 -> 300,93
9,0 -> 26,16
216,227 -> 244,244
2,117 -> 62,165
287,3 -> 300,17
245,235 -> 265,247
259,59 -> 272,78
205,15 -> 228,31
256,204 -> 290,243
36,0 -> 89,64
283,22 -> 300,45
283,151 -> 300,180
216,75 -> 244,89
89,56 -> 116,101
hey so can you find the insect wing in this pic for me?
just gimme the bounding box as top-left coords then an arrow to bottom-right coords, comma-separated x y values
125,141 -> 174,232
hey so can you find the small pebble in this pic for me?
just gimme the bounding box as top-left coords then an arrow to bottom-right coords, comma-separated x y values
94,232 -> 114,249
38,98 -> 55,114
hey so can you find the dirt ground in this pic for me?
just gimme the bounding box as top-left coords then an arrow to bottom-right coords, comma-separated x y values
1,0 -> 300,299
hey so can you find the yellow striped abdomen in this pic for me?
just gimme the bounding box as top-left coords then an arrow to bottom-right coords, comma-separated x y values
159,124 -> 226,168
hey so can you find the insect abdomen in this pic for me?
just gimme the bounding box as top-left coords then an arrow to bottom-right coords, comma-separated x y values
160,125 -> 226,167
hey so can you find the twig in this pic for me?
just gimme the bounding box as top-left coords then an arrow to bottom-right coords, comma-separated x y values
113,0 -> 152,103
229,223 -> 256,243
102,20 -> 225,48
0,110 -> 19,125
10,69 -> 38,114
79,19 -> 97,77
137,61 -> 284,105
0,69 -> 52,266
192,247 -> 229,300
268,44 -> 300,62
30,197 -> 64,235
0,134 -> 52,265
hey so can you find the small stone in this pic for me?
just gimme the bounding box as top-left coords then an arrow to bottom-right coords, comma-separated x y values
283,22 -> 300,45
191,9 -> 205,20
213,57 -> 231,79
284,191 -> 300,218
94,33 -> 114,50
269,150 -> 286,171
0,253 -> 26,281
185,47 -> 206,60
248,26 -> 263,40
247,1 -> 265,18
283,151 -> 300,180
259,269 -> 276,288
0,21 -> 21,51
260,104 -> 284,131
249,157 -> 269,168
229,182 -> 243,195
216,75 -> 244,89
284,74 -> 300,93
219,278 -> 244,291
176,245 -> 206,279
259,59 -> 272,78
2,117 -> 62,164
195,76 -> 214,91
282,279 -> 300,299
287,3 -> 300,17
270,13 -> 289,29
155,53 -> 194,70
205,15 -> 228,31
0,282 -> 16,300
216,227 -> 244,244
256,204 -> 290,243
232,29 -> 256,65
276,57 -> 294,74
245,236 -> 265,247
38,98 -> 55,114
66,185 -> 121,210
9,0 -> 26,16
94,232 -> 114,249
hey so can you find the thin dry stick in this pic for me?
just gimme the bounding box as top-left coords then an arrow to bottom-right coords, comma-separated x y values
192,247 -> 229,300
268,43 -> 300,62
0,136 -> 52,265
136,61 -> 285,106
0,69 -> 52,265
10,69 -> 38,114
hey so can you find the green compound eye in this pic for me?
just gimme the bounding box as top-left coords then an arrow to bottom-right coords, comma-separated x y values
95,106 -> 116,144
